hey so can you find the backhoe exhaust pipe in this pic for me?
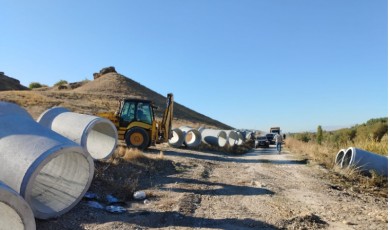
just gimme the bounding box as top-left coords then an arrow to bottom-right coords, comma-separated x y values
0,102 -> 94,219
198,128 -> 227,147
168,128 -> 185,147
37,107 -> 117,160
342,147 -> 388,176
179,126 -> 202,148
0,181 -> 36,230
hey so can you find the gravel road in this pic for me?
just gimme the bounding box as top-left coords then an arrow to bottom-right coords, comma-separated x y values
37,145 -> 388,230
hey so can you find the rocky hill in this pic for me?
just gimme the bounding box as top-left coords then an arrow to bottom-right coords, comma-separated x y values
0,72 -> 28,91
0,68 -> 232,129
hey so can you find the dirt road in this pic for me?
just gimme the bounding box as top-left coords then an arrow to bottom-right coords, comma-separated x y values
37,145 -> 388,229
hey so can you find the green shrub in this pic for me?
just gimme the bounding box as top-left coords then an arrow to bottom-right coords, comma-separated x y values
54,80 -> 68,86
29,82 -> 43,89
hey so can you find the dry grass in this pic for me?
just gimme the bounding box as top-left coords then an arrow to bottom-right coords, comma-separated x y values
353,134 -> 388,156
284,138 -> 338,169
285,137 -> 388,197
92,146 -> 170,201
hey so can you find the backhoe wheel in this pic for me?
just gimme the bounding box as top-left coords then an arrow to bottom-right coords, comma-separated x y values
125,127 -> 150,150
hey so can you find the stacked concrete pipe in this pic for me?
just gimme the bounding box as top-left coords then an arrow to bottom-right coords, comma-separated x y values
0,102 -> 94,219
179,126 -> 202,147
335,149 -> 345,167
341,147 -> 388,176
37,107 -> 117,160
168,128 -> 185,147
0,181 -> 36,230
198,128 -> 227,147
235,131 -> 244,145
224,130 -> 239,146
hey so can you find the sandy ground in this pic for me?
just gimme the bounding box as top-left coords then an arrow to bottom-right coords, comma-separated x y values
36,145 -> 388,230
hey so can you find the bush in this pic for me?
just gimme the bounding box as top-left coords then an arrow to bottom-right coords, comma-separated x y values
54,80 -> 68,87
29,82 -> 43,89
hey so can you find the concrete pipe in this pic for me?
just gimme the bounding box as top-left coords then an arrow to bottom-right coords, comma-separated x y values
179,126 -> 202,148
342,147 -> 388,176
0,181 -> 36,230
335,149 -> 345,167
168,128 -> 185,147
235,131 -> 244,145
198,128 -> 227,147
0,102 -> 94,219
224,130 -> 239,146
245,132 -> 253,141
37,107 -> 117,160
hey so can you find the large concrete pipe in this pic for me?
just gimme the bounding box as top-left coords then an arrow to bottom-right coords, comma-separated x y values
198,128 -> 227,147
342,147 -> 388,176
179,126 -> 202,148
37,107 -> 117,160
235,131 -> 244,145
168,128 -> 185,147
0,181 -> 36,230
245,131 -> 253,141
224,130 -> 239,146
0,102 -> 94,219
335,149 -> 345,167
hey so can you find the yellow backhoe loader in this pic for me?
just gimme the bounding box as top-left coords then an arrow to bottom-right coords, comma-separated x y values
98,93 -> 173,150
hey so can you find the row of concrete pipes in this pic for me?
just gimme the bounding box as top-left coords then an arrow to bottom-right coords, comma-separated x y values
168,127 -> 253,148
335,147 -> 388,176
0,102 -> 118,229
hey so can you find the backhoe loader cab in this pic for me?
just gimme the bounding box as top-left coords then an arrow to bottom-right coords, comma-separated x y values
98,94 -> 174,150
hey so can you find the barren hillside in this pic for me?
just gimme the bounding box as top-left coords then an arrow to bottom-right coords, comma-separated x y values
0,72 -> 28,91
0,70 -> 232,129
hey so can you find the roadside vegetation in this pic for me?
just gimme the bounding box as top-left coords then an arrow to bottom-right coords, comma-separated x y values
285,117 -> 388,197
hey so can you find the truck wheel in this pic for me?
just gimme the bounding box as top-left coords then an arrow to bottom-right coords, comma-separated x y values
125,127 -> 150,150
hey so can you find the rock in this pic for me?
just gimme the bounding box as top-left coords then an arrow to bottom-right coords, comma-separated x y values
133,191 -> 146,200
57,84 -> 69,90
99,66 -> 116,75
93,73 -> 101,80
69,82 -> 82,89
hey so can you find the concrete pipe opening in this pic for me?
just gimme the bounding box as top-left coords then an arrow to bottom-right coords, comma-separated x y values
335,149 -> 345,167
224,130 -> 239,147
179,126 -> 202,147
37,107 -> 118,160
24,147 -> 93,219
235,132 -> 244,145
168,128 -> 184,147
0,102 -> 94,219
84,120 -> 118,160
0,182 -> 36,230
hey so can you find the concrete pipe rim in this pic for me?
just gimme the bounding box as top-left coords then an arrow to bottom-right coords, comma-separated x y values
0,182 -> 36,230
226,131 -> 239,146
168,128 -> 184,147
22,146 -> 94,219
184,130 -> 202,147
82,118 -> 118,160
342,147 -> 355,168
335,149 -> 345,166
36,107 -> 70,129
217,131 -> 228,147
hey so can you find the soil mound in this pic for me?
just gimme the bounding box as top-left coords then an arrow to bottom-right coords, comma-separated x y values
0,72 -> 29,91
75,72 -> 159,100
76,72 -> 232,129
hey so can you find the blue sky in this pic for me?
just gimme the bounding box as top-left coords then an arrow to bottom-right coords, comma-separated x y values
1,0 -> 387,133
